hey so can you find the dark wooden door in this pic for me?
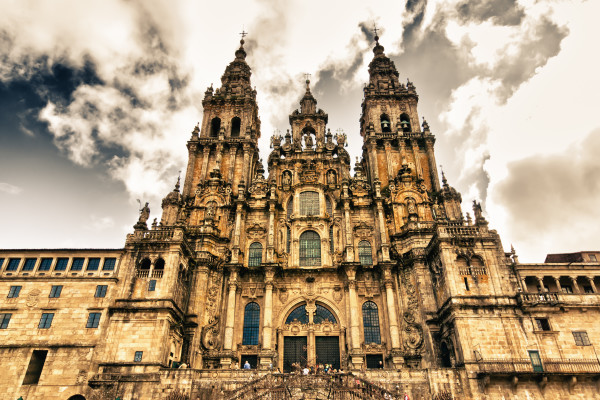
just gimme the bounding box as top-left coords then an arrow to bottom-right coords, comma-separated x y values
315,336 -> 340,370
283,336 -> 307,372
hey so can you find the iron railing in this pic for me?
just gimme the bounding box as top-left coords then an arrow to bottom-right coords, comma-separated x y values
475,358 -> 600,375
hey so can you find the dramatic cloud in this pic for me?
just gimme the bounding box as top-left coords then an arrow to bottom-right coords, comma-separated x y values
494,128 -> 600,258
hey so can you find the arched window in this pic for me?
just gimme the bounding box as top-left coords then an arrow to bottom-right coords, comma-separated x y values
242,302 -> 260,345
400,113 -> 411,133
140,258 -> 151,270
154,258 -> 165,270
248,242 -> 263,267
286,197 -> 293,219
329,225 -> 334,254
210,117 -> 221,137
286,226 -> 291,253
380,114 -> 391,133
358,241 -> 373,266
325,197 -> 332,215
231,117 -> 241,137
300,191 -> 319,216
314,304 -> 337,324
299,230 -> 321,266
286,304 -> 308,324
362,301 -> 381,344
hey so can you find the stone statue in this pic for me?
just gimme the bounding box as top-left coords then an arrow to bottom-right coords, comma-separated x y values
206,201 -> 217,219
327,170 -> 336,185
304,133 -> 314,148
282,171 -> 292,186
139,202 -> 150,224
407,198 -> 417,214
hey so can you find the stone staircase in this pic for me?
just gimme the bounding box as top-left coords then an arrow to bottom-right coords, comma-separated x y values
224,372 -> 395,400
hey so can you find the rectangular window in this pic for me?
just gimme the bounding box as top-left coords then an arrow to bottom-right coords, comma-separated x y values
38,313 -> 54,329
6,258 -> 21,271
86,312 -> 101,328
0,258 -> 4,270
55,258 -> 68,271
38,258 -> 53,271
134,351 -> 143,362
8,285 -> 22,298
71,258 -> 84,271
22,350 -> 48,385
87,258 -> 100,271
22,258 -> 37,271
573,331 -> 591,346
95,285 -> 108,298
148,280 -> 157,291
0,313 -> 12,329
102,257 -> 116,271
534,318 -> 551,331
299,191 -> 320,216
49,285 -> 62,298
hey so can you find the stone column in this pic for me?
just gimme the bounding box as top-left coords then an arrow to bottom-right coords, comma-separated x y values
384,141 -> 394,185
215,143 -> 224,170
536,276 -> 546,292
200,146 -> 211,181
183,142 -> 198,197
570,276 -> 581,293
384,279 -> 401,350
376,200 -> 390,262
306,302 -> 317,366
231,202 -> 244,263
345,264 -> 363,369
262,267 -> 275,351
368,142 -> 379,182
343,200 -> 354,262
553,276 -> 562,293
266,199 -> 276,262
223,267 -> 239,352
519,276 -> 528,293
587,276 -> 597,293
242,144 -> 251,185
424,138 -> 441,191
411,140 -> 423,180
228,146 -> 237,183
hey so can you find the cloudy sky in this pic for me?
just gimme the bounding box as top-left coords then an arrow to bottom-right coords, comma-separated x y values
0,0 -> 598,262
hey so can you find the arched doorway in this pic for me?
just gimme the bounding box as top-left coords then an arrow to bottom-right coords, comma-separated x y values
280,302 -> 342,371
67,395 -> 86,400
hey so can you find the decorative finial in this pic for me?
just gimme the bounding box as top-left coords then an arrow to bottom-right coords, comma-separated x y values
304,73 -> 311,89
373,24 -> 379,44
175,171 -> 181,192
440,165 -> 448,187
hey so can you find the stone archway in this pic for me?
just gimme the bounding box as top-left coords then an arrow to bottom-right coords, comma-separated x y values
67,395 -> 86,400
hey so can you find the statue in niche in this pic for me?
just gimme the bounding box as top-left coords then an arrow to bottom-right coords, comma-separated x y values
282,171 -> 292,186
407,198 -> 417,214
327,170 -> 337,185
304,133 -> 314,148
138,202 -> 150,224
206,201 -> 217,219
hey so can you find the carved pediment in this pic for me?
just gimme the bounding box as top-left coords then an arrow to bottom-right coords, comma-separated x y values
246,223 -> 267,239
353,221 -> 374,239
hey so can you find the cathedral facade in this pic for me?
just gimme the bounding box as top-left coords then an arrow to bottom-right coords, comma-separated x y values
1,36 -> 600,400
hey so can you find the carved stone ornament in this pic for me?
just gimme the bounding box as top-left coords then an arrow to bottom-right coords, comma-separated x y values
353,221 -> 374,239
298,160 -> 319,183
332,286 -> 343,303
242,284 -> 264,299
26,289 -> 40,307
279,287 -> 289,303
248,175 -> 268,198
246,223 -> 267,240
201,315 -> 220,350
349,177 -> 371,197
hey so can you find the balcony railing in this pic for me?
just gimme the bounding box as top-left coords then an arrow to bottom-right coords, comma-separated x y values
475,358 -> 600,375
517,292 -> 560,305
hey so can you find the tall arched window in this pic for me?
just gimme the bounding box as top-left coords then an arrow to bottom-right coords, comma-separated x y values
248,242 -> 263,267
242,302 -> 260,345
231,117 -> 241,137
286,226 -> 291,253
210,117 -> 221,137
400,113 -> 411,133
286,304 -> 308,324
299,230 -> 321,266
300,191 -> 319,216
329,225 -> 334,254
358,241 -> 373,266
286,197 -> 293,219
380,114 -> 391,132
314,304 -> 337,324
362,301 -> 381,344
325,197 -> 332,215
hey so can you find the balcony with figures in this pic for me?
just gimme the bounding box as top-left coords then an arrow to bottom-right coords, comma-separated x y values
516,273 -> 600,308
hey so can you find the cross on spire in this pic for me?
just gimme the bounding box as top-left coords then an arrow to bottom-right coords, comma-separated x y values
373,24 -> 379,37
239,29 -> 248,40
304,73 -> 311,82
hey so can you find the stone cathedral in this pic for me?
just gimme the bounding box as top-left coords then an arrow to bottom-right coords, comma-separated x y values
1,35 -> 600,400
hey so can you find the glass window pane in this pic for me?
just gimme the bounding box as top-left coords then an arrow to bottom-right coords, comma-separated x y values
248,242 -> 263,267
71,258 -> 84,271
362,301 -> 381,344
6,258 -> 21,271
286,304 -> 308,324
103,258 -> 116,271
300,191 -> 319,216
55,258 -> 68,271
359,241 -> 373,266
22,258 -> 37,271
299,231 -> 321,266
242,302 -> 260,345
87,258 -> 100,271
39,258 -> 53,271
314,305 -> 337,324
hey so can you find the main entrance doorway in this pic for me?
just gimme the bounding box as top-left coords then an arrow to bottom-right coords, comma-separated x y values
315,336 -> 340,369
283,336 -> 307,372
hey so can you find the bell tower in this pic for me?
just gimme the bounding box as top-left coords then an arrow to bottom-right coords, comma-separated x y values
360,34 -> 440,193
182,35 -> 261,198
